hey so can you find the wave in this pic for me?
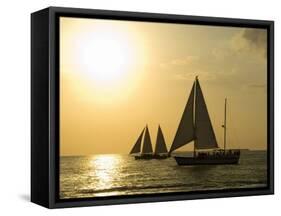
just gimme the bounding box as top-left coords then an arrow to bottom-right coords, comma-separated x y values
78,182 -> 198,194
78,179 -> 267,195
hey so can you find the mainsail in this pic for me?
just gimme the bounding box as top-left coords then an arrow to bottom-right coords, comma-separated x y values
130,128 -> 145,154
154,125 -> 168,155
169,77 -> 218,153
195,79 -> 218,149
169,83 -> 195,153
142,126 -> 153,154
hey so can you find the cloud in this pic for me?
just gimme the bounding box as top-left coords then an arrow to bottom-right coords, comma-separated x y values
160,55 -> 198,69
231,29 -> 267,58
159,29 -> 267,86
242,29 -> 266,50
211,47 -> 235,61
159,56 -> 215,81
248,84 -> 266,89
173,70 -> 216,81
170,56 -> 199,66
160,53 -> 239,83
246,83 -> 267,93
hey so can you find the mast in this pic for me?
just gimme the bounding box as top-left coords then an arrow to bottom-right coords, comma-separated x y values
193,140 -> 196,157
193,76 -> 197,157
223,98 -> 227,152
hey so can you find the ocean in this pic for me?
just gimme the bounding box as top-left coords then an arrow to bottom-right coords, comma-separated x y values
60,150 -> 267,199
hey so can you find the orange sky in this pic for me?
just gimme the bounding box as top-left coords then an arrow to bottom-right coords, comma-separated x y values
60,17 -> 267,156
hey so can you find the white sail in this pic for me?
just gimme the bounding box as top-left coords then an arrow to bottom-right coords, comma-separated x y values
130,128 -> 145,154
142,126 -> 153,154
170,83 -> 195,153
195,79 -> 218,149
155,125 -> 168,154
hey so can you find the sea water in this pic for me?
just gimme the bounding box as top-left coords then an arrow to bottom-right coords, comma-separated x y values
60,150 -> 267,199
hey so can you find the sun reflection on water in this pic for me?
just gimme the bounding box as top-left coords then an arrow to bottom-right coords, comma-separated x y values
89,154 -> 122,195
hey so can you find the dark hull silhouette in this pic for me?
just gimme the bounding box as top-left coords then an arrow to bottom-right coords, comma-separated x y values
154,154 -> 169,159
135,154 -> 169,160
174,150 -> 240,166
135,154 -> 154,160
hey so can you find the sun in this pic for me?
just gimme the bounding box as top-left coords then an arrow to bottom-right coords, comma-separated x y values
61,18 -> 146,104
75,27 -> 135,89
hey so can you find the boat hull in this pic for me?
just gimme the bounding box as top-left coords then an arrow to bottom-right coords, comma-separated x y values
154,154 -> 169,159
134,154 -> 169,160
135,154 -> 154,160
174,151 -> 240,165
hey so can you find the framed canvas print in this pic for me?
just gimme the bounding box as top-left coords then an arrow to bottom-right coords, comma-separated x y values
31,7 -> 274,208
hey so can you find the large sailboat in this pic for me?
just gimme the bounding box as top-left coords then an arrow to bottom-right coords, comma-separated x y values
169,76 -> 240,165
154,125 -> 169,159
130,126 -> 154,160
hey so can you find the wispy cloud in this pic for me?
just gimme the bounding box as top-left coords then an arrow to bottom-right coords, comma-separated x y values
160,56 -> 199,69
246,83 -> 267,93
160,53 -> 239,83
173,70 -> 216,81
242,29 -> 266,50
170,56 -> 199,66
159,28 -> 266,87
248,84 -> 266,89
159,56 -> 215,81
231,29 -> 267,58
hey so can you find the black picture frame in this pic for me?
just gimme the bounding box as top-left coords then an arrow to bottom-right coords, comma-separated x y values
31,6 -> 274,209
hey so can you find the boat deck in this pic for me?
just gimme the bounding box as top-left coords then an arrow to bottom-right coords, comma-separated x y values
174,150 -> 240,165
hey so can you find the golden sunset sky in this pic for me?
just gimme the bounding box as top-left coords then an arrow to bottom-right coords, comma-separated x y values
60,17 -> 267,156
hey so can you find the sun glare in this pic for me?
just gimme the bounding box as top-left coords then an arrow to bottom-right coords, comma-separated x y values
61,18 -> 147,104
90,155 -> 121,192
75,27 -> 135,89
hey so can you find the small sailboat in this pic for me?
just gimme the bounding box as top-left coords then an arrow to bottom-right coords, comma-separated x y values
154,125 -> 169,159
169,76 -> 240,165
130,126 -> 154,160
